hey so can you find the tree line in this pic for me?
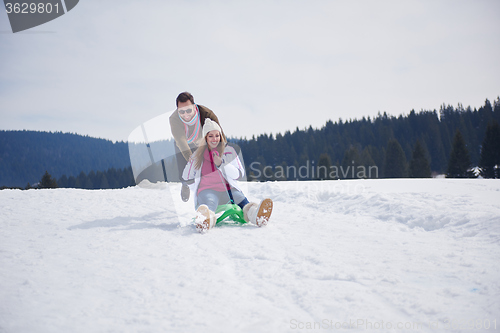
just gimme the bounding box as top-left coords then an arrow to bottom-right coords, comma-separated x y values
56,167 -> 135,189
1,167 -> 135,190
236,98 -> 500,180
1,97 -> 499,189
0,130 -> 130,187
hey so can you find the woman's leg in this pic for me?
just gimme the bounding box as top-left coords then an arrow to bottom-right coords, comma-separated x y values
229,189 -> 250,209
197,190 -> 221,212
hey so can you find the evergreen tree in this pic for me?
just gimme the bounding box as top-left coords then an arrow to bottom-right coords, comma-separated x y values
88,171 -> 97,189
274,161 -> 288,181
120,167 -> 135,188
58,175 -> 69,188
446,130 -> 475,178
317,153 -> 333,180
40,171 -> 58,188
84,177 -> 94,190
77,171 -> 87,188
384,139 -> 407,178
360,148 -> 377,179
341,146 -> 361,179
74,177 -> 83,189
409,140 -> 431,178
100,173 -> 110,188
479,121 -> 500,178
67,176 -> 77,188
251,156 -> 267,181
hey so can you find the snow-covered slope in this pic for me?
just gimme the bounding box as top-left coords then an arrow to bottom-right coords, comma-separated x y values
1,179 -> 499,333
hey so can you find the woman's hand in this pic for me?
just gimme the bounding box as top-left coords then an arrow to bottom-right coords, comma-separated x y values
212,151 -> 222,167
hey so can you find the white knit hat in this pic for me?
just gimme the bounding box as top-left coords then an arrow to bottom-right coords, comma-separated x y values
202,118 -> 222,138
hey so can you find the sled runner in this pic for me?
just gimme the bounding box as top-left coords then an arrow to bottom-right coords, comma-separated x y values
215,204 -> 247,224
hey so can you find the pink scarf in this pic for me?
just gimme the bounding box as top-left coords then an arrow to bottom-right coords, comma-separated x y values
178,105 -> 200,144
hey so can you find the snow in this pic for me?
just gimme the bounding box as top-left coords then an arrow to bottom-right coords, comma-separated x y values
1,179 -> 499,332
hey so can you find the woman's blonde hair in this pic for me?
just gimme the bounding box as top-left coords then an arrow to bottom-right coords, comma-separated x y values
191,130 -> 227,170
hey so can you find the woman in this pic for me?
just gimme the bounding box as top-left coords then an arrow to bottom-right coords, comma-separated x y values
182,119 -> 273,232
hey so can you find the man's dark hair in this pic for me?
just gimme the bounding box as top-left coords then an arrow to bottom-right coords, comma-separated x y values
176,92 -> 195,106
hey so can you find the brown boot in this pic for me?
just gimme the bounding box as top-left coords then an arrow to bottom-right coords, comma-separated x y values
243,198 -> 273,227
195,205 -> 215,233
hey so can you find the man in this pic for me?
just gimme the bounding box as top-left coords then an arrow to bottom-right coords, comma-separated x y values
169,92 -> 226,201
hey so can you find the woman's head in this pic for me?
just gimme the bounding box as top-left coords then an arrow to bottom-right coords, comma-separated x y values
203,118 -> 226,153
202,119 -> 223,148
205,130 -> 221,150
192,119 -> 225,168
202,118 -> 221,137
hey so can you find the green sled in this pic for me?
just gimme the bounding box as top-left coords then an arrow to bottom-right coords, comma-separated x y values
215,204 -> 247,225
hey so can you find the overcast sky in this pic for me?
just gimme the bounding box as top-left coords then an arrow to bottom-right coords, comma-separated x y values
1,0 -> 499,142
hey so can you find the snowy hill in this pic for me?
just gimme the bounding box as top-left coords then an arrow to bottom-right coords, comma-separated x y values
1,179 -> 499,332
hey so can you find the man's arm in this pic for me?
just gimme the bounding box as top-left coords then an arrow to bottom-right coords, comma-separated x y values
169,113 -> 193,162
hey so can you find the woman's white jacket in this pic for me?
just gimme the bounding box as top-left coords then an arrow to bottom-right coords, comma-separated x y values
182,145 -> 245,207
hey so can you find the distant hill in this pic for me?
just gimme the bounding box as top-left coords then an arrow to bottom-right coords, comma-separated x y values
0,131 -> 130,187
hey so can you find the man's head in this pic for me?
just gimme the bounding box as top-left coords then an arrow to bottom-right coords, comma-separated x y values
176,92 -> 196,122
176,92 -> 195,107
